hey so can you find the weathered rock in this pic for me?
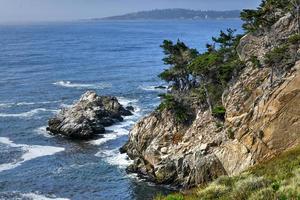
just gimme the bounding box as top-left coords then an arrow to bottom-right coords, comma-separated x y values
122,13 -> 300,188
47,91 -> 133,139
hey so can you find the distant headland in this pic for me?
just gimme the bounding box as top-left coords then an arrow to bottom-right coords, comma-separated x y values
95,9 -> 240,20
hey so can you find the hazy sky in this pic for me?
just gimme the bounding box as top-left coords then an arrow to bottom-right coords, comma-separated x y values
0,0 -> 261,23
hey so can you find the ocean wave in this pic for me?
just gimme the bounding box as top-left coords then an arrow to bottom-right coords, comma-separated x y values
117,97 -> 138,107
95,149 -> 133,168
89,120 -> 135,146
89,134 -> 118,146
117,96 -> 141,118
0,137 -> 64,173
21,193 -> 70,200
138,85 -> 168,92
53,81 -> 112,89
0,101 -> 61,108
0,108 -> 58,118
34,126 -> 53,138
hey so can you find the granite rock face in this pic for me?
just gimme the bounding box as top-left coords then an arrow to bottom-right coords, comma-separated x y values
122,13 -> 300,188
47,91 -> 132,139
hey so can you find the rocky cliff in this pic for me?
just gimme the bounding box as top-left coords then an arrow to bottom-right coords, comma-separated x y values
122,13 -> 300,188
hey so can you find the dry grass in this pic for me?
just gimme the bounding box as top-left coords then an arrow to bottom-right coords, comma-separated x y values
155,145 -> 300,200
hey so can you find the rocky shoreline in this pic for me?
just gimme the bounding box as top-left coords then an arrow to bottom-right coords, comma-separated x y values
47,91 -> 133,139
120,12 -> 300,189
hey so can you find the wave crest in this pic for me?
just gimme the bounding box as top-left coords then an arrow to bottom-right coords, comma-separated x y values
0,137 -> 65,173
0,108 -> 57,118
53,81 -> 112,89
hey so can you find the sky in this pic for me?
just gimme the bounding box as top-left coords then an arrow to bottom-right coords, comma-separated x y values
0,0 -> 262,23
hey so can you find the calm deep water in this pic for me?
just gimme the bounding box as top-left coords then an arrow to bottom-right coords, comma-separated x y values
0,20 -> 242,200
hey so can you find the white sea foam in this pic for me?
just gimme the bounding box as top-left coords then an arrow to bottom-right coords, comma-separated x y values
138,85 -> 168,92
89,134 -> 118,146
34,126 -> 53,138
0,101 -> 61,108
95,149 -> 133,168
0,108 -> 57,118
53,81 -> 112,89
89,120 -> 134,146
21,193 -> 70,200
117,97 -> 138,107
59,103 -> 72,108
0,137 -> 64,173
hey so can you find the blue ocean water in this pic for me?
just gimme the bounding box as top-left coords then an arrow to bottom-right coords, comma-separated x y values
0,20 -> 242,200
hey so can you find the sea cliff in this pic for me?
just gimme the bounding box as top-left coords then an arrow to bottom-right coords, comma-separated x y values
122,7 -> 300,189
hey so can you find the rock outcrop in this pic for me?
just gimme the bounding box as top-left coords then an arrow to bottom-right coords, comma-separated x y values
47,91 -> 132,139
122,13 -> 300,188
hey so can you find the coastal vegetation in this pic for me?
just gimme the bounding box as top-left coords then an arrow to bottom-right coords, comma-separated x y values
157,0 -> 300,124
148,0 -> 300,199
155,145 -> 300,200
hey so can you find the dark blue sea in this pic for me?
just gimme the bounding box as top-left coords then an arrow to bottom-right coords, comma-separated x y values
0,19 -> 242,200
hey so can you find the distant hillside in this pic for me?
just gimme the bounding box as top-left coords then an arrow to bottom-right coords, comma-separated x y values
99,9 -> 240,20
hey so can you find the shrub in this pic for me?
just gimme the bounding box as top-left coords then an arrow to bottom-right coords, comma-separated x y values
265,44 -> 290,66
215,176 -> 236,187
288,34 -> 300,44
157,94 -> 189,123
196,184 -> 230,200
249,55 -> 261,68
231,176 -> 269,199
212,106 -> 226,120
271,182 -> 280,191
248,188 -> 276,200
165,194 -> 184,200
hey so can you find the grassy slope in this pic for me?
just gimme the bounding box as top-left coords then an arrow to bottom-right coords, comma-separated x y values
155,145 -> 300,200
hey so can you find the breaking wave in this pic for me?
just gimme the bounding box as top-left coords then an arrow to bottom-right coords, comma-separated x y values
0,108 -> 57,118
53,81 -> 112,89
0,137 -> 64,173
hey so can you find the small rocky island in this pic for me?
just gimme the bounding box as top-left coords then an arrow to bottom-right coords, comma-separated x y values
47,91 -> 133,139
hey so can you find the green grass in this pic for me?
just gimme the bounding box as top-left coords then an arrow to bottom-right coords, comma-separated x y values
155,145 -> 300,200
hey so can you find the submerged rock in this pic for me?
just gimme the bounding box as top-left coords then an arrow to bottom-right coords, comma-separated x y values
47,91 -> 133,139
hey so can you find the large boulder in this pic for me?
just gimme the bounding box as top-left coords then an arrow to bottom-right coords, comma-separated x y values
47,91 -> 132,139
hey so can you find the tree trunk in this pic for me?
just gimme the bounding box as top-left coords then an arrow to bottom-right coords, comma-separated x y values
203,84 -> 213,113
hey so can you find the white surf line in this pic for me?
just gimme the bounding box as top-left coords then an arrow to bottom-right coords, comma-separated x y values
0,137 -> 64,173
53,81 -> 112,89
138,85 -> 168,92
21,193 -> 70,200
34,126 -> 54,138
0,101 -> 61,108
0,108 -> 58,118
89,119 -> 135,146
95,148 -> 133,169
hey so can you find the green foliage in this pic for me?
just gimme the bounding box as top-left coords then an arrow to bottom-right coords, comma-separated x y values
212,106 -> 226,120
212,28 -> 237,48
165,194 -> 184,200
265,44 -> 290,66
240,0 -> 294,32
159,40 -> 198,91
271,182 -> 280,191
158,28 -> 244,118
157,94 -> 189,123
288,33 -> 300,44
249,56 -> 261,68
